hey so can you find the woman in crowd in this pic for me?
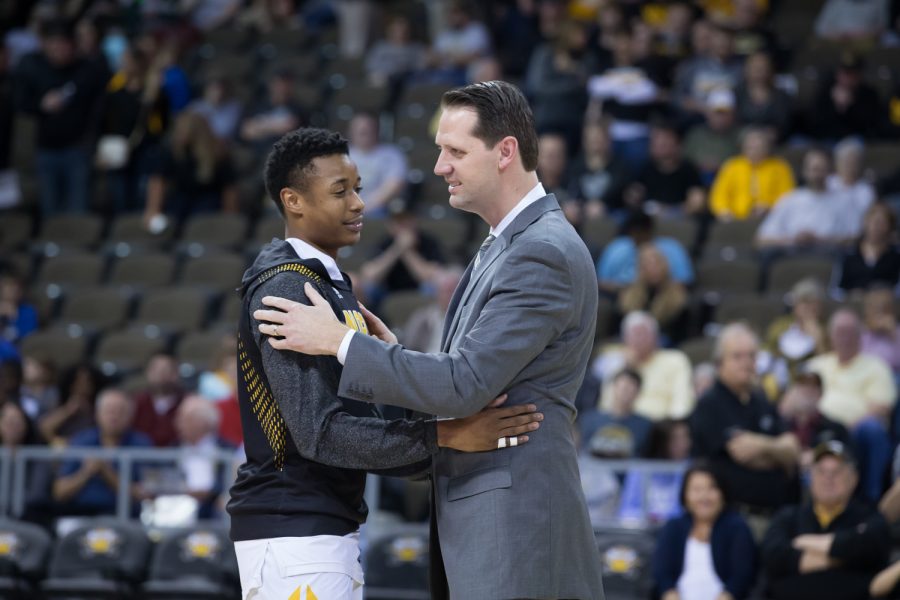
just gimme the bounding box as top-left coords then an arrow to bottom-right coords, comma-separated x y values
142,111 -> 239,228
38,363 -> 106,445
653,462 -> 758,600
838,202 -> 900,293
96,45 -> 169,213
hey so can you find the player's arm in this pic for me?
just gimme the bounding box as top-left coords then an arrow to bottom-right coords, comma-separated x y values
256,239 -> 576,418
254,274 -> 539,471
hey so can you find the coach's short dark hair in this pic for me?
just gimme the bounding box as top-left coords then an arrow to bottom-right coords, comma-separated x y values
441,80 -> 539,172
264,128 -> 349,216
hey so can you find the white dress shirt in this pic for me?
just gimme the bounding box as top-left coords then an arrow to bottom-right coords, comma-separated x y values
285,237 -> 345,283
337,182 -> 548,364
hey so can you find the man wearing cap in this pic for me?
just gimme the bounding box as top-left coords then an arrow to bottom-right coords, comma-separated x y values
683,87 -> 741,181
761,440 -> 891,600
809,51 -> 882,141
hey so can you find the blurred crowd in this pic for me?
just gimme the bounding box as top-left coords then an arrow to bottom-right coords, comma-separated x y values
2,0 -> 900,598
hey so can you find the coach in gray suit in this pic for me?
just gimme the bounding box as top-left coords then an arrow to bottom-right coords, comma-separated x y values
256,81 -> 604,599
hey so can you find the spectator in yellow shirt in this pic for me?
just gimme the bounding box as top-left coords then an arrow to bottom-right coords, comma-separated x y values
808,309 -> 896,501
709,127 -> 795,220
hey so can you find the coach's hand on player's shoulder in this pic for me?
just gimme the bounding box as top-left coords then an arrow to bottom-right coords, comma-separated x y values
359,303 -> 397,344
256,283 -> 349,356
436,394 -> 543,453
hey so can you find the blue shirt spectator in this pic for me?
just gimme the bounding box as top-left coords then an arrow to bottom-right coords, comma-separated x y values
597,235 -> 694,287
54,389 -> 153,516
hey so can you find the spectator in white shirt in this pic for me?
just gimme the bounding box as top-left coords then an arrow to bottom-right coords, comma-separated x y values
828,138 -> 876,237
423,0 -> 491,86
347,112 -> 408,218
174,394 -> 234,518
756,148 -> 854,251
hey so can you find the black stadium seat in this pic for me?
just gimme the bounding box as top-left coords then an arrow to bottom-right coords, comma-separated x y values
141,525 -> 240,599
41,519 -> 151,599
0,519 -> 53,599
364,524 -> 430,599
594,526 -> 656,600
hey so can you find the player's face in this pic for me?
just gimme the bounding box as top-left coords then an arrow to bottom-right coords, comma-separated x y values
434,107 -> 501,216
297,154 -> 364,256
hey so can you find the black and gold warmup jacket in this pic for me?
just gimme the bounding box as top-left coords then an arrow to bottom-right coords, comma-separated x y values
227,239 -> 437,542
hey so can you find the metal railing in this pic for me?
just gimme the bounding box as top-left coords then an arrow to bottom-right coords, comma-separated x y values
0,446 -> 239,520
0,447 -> 687,523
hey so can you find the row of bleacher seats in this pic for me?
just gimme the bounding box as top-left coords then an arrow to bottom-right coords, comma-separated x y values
0,516 -> 661,600
0,516 -> 441,600
19,276 -> 875,380
1,211 -> 475,263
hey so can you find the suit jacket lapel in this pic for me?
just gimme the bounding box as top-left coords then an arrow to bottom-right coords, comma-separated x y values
442,194 -> 563,350
441,261 -> 473,351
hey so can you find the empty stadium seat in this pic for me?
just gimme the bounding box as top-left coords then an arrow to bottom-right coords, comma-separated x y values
180,253 -> 247,294
695,259 -> 761,296
596,295 -> 618,341
0,518 -> 53,599
141,525 -> 240,599
364,524 -> 429,599
704,217 -> 763,248
105,214 -> 176,255
398,83 -> 451,109
5,253 -> 33,283
0,213 -> 33,251
108,254 -> 177,290
679,336 -> 716,366
327,83 -> 390,128
41,519 -> 151,599
55,286 -> 132,335
594,527 -> 656,600
252,214 -> 285,245
133,287 -> 212,334
217,292 -> 243,324
177,330 -> 234,375
714,294 -> 787,334
94,330 -> 168,376
178,214 -> 250,254
417,217 -> 467,255
582,217 -> 619,257
36,254 -> 107,292
766,256 -> 835,295
656,218 -> 698,250
381,291 -> 432,329
19,330 -> 88,369
33,214 -> 105,256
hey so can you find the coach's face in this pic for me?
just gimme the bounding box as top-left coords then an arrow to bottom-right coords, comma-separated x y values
434,107 -> 501,217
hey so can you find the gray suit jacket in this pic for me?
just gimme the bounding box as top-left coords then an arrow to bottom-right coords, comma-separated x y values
339,195 -> 604,599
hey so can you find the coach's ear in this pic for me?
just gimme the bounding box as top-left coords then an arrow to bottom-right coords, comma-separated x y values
280,187 -> 305,217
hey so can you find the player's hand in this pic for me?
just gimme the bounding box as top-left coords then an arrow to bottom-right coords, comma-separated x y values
436,394 -> 543,452
359,303 -> 398,344
256,283 -> 349,356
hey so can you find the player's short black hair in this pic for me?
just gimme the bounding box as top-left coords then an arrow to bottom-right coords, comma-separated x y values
264,128 -> 349,216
